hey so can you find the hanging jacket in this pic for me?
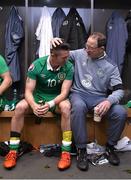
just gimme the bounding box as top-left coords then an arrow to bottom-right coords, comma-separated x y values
125,11 -> 131,52
59,8 -> 87,50
35,6 -> 53,57
52,8 -> 66,37
121,12 -> 131,91
5,6 -> 24,82
106,11 -> 128,74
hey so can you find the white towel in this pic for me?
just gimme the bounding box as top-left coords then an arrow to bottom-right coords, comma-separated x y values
35,6 -> 53,57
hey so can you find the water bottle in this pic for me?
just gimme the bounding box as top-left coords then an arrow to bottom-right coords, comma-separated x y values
35,100 -> 45,124
10,89 -> 18,111
13,89 -> 17,101
38,100 -> 45,106
4,104 -> 10,111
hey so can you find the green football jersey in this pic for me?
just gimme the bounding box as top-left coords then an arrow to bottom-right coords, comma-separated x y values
0,55 -> 9,85
27,56 -> 74,102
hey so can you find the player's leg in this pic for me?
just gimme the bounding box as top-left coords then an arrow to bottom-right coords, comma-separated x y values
55,100 -> 72,170
3,99 -> 30,169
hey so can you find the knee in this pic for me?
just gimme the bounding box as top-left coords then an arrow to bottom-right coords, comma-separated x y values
112,105 -> 127,120
59,101 -> 71,116
72,101 -> 87,113
15,102 -> 28,116
119,107 -> 127,120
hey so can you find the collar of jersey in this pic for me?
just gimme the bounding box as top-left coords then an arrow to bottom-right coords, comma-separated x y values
98,51 -> 107,60
47,56 -> 60,71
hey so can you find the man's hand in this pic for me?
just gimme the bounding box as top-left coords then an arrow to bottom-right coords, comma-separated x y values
96,100 -> 111,117
51,37 -> 63,47
32,103 -> 50,117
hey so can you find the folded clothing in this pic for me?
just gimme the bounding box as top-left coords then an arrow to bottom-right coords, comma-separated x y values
86,142 -> 105,155
115,136 -> 131,151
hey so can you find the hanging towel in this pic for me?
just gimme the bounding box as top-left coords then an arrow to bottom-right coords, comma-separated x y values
35,6 -> 53,57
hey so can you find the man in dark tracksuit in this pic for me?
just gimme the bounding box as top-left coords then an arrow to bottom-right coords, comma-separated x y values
52,32 -> 127,171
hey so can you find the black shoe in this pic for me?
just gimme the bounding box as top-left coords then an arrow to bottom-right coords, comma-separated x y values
106,144 -> 120,166
77,148 -> 89,171
71,144 -> 77,156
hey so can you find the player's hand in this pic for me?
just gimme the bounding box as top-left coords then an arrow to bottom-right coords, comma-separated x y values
37,103 -> 50,117
31,103 -> 49,117
31,103 -> 41,117
51,37 -> 63,47
96,100 -> 111,117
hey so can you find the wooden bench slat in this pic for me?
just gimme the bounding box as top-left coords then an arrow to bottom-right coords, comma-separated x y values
0,108 -> 131,118
127,108 -> 131,118
0,111 -> 14,117
0,111 -> 55,118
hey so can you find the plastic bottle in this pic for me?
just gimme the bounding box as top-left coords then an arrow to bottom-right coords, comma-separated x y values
35,100 -> 45,124
13,89 -> 17,101
10,89 -> 18,111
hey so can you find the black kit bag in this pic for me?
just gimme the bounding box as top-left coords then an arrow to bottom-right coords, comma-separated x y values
0,141 -> 34,157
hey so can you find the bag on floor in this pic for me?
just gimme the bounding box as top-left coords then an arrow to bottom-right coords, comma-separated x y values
0,141 -> 9,156
0,141 -> 34,157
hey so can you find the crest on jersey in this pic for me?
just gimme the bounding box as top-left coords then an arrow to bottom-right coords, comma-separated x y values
81,74 -> 93,88
28,64 -> 34,71
58,72 -> 66,80
97,68 -> 104,78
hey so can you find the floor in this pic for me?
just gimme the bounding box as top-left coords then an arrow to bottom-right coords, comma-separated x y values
0,151 -> 131,179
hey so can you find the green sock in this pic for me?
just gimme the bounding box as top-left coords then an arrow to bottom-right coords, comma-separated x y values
61,145 -> 71,152
9,137 -> 20,152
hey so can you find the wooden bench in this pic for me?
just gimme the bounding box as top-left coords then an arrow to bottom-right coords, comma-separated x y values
0,108 -> 131,146
0,111 -> 62,147
0,111 -> 55,118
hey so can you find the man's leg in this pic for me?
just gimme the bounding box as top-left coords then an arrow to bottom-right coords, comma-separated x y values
56,100 -> 72,170
70,93 -> 89,171
3,99 -> 30,169
106,104 -> 127,165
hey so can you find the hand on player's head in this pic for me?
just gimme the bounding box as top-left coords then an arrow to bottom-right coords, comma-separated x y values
51,37 -> 63,48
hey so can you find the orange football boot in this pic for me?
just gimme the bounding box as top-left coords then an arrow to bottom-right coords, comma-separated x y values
58,151 -> 71,170
3,150 -> 17,169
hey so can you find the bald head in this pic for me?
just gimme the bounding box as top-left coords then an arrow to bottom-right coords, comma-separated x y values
89,32 -> 106,48
86,32 -> 106,59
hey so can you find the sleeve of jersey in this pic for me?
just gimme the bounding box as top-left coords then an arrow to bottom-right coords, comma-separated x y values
27,62 -> 38,80
0,56 -> 9,74
107,66 -> 124,105
65,64 -> 74,80
69,50 -> 78,62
